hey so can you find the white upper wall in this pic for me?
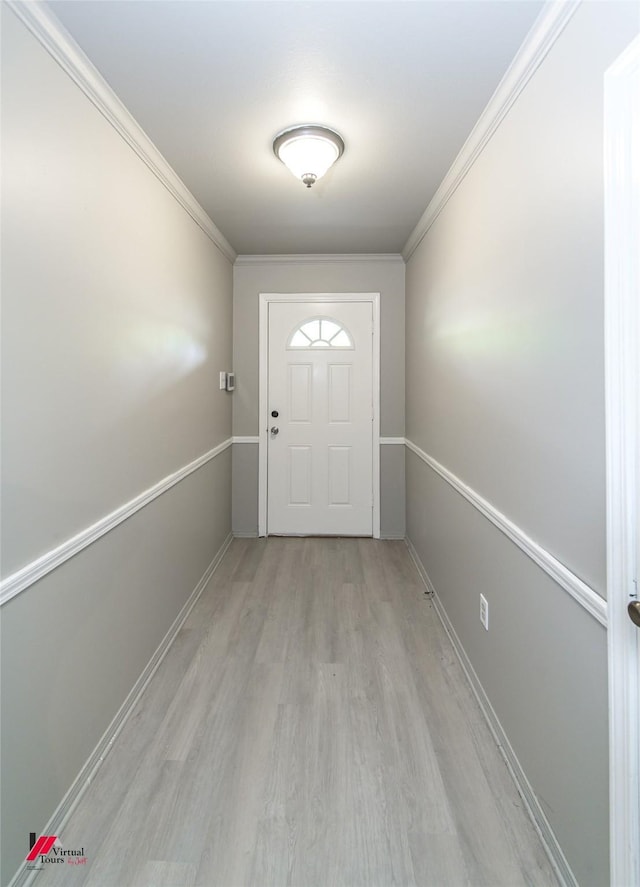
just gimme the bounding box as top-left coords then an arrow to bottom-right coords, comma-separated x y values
0,6 -> 233,577
405,0 -> 639,597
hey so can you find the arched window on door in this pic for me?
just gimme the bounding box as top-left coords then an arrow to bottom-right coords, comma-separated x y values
287,317 -> 354,349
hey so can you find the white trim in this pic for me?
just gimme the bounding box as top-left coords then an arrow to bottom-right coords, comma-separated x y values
7,533 -> 233,887
258,293 -> 381,539
402,1 -> 581,260
405,538 -> 577,887
372,299 -> 381,539
258,296 -> 269,536
605,34 -> 640,887
6,1 -> 236,264
405,438 -> 607,627
235,254 -> 404,266
238,435 -> 398,446
0,439 -> 233,607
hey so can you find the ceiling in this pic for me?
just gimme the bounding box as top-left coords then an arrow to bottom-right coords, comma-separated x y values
48,0 -> 545,256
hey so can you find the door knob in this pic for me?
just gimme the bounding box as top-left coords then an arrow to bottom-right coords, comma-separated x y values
628,600 -> 640,628
270,426 -> 279,436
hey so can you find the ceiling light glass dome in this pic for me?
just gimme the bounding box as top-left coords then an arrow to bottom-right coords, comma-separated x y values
273,125 -> 345,188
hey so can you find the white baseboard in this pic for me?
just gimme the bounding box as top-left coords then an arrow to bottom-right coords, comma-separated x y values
405,537 -> 578,887
8,533 -> 233,887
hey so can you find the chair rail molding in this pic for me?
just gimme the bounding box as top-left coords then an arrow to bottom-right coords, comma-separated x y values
6,1 -> 236,264
405,438 -> 607,627
0,439 -> 233,607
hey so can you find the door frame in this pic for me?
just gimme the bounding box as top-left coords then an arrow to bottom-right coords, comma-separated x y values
605,34 -> 640,887
258,292 -> 381,538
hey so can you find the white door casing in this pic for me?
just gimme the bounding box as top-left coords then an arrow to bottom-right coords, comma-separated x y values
605,34 -> 640,887
268,301 -> 372,535
259,294 -> 380,537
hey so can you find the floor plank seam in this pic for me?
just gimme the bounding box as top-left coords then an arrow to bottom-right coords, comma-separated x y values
26,538 -> 563,887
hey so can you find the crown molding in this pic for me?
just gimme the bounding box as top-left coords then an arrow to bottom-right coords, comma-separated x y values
7,1 -> 237,264
402,0 -> 582,261
235,254 -> 405,266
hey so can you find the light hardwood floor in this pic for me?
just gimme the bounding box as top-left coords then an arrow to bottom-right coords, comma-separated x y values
33,538 -> 560,887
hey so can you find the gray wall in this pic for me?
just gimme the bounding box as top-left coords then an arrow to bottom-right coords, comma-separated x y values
405,4 -> 639,886
232,257 -> 405,538
0,9 -> 233,885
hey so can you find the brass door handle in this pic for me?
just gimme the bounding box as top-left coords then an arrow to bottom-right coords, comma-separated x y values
628,601 -> 640,628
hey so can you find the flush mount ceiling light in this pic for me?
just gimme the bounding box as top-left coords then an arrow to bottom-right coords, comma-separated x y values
273,124 -> 345,188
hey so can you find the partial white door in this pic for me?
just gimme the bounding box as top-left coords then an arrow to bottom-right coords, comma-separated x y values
267,301 -> 373,535
605,34 -> 640,887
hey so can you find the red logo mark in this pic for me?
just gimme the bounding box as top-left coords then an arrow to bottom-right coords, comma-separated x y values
26,836 -> 57,861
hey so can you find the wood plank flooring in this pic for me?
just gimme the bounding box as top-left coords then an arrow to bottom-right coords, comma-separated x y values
33,538 -> 560,887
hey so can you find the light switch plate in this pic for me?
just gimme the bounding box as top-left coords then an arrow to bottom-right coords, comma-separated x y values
219,371 -> 226,390
480,594 -> 489,630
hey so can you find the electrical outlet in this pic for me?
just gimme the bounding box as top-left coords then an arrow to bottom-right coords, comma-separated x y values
480,594 -> 489,630
219,371 -> 226,390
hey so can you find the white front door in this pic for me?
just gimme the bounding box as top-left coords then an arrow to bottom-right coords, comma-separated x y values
605,34 -> 640,887
267,300 -> 373,535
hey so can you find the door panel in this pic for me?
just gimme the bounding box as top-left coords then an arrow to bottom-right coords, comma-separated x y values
288,446 -> 311,505
328,364 -> 351,422
328,446 -> 351,505
268,301 -> 373,535
289,364 -> 312,422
